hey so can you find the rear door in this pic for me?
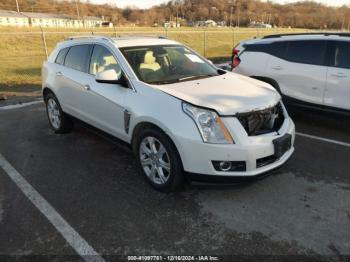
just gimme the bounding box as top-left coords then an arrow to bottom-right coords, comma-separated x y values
57,44 -> 93,121
267,40 -> 328,105
325,40 -> 350,110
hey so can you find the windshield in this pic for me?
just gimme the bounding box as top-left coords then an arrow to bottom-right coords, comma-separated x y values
120,45 -> 220,84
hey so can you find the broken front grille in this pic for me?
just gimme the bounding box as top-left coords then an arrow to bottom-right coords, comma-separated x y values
237,102 -> 285,136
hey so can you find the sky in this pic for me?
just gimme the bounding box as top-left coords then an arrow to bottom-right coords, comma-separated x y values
87,0 -> 350,9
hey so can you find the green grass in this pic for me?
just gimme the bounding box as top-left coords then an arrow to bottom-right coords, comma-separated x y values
0,26 -> 310,93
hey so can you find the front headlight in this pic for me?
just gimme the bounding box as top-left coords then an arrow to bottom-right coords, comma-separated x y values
182,102 -> 234,144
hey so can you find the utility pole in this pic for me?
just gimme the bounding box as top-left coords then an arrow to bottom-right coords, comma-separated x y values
341,16 -> 345,30
230,6 -> 233,27
15,0 -> 20,12
75,0 -> 80,20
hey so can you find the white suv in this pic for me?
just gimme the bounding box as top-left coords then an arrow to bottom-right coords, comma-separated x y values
42,36 -> 295,192
232,33 -> 350,114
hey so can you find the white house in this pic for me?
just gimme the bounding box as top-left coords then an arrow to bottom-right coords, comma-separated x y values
0,10 -> 29,27
0,10 -> 106,28
83,16 -> 105,28
22,12 -> 80,28
248,21 -> 272,29
205,20 -> 217,27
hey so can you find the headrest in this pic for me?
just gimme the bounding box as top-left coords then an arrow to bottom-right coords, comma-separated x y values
144,51 -> 156,64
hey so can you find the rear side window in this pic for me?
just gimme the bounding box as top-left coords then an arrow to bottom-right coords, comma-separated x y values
333,41 -> 350,69
64,45 -> 93,72
269,41 -> 288,59
285,40 -> 327,66
55,47 -> 69,65
244,41 -> 287,59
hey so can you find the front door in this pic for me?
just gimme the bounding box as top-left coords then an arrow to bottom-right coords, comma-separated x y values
325,41 -> 350,111
79,44 -> 130,140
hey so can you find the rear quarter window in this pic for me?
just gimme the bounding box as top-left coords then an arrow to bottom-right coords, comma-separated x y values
244,41 -> 288,59
55,47 -> 69,65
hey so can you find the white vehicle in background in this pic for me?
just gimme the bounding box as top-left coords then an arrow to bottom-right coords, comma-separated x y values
42,36 -> 295,192
232,33 -> 350,115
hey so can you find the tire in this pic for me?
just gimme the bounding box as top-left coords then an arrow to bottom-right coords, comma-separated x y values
44,92 -> 73,134
134,127 -> 184,192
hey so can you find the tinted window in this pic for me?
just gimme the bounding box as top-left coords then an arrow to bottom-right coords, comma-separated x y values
64,45 -> 92,72
89,45 -> 120,75
245,41 -> 287,59
285,40 -> 327,66
334,41 -> 350,69
269,41 -> 288,58
55,48 -> 69,65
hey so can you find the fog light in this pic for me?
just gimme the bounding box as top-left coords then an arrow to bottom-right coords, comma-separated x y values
212,161 -> 247,172
219,161 -> 232,171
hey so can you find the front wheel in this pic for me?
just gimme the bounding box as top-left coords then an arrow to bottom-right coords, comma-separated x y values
135,127 -> 184,192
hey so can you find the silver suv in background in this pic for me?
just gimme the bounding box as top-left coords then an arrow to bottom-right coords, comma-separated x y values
232,33 -> 350,115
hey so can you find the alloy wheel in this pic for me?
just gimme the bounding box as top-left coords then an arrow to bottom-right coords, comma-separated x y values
139,136 -> 171,185
47,98 -> 61,129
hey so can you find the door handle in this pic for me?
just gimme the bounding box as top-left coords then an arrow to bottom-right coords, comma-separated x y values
56,71 -> 63,77
271,66 -> 282,70
83,85 -> 91,91
331,73 -> 346,78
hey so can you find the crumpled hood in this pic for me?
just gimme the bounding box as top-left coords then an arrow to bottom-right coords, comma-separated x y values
151,72 -> 281,115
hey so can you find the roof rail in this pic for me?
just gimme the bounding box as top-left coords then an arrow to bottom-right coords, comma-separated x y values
65,35 -> 113,41
114,34 -> 168,39
262,32 -> 350,39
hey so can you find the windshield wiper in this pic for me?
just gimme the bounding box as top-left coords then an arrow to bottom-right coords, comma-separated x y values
148,74 -> 218,85
148,79 -> 180,85
178,74 -> 218,82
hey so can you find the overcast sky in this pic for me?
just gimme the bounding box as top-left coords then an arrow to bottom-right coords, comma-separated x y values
87,0 -> 350,9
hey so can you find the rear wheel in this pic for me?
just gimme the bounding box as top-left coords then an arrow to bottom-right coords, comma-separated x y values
134,127 -> 184,192
44,92 -> 73,133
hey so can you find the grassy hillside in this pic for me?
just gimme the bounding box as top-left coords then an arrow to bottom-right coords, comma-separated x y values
0,27 -> 309,93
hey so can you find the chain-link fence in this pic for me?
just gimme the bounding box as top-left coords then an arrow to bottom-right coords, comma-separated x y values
0,27 -> 310,92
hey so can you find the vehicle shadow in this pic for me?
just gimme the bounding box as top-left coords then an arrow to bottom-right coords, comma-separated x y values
287,105 -> 350,142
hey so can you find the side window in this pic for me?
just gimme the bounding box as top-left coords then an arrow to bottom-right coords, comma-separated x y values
55,47 -> 69,65
269,41 -> 288,59
285,40 -> 327,66
89,45 -> 121,76
245,42 -> 287,60
333,41 -> 350,69
64,45 -> 92,72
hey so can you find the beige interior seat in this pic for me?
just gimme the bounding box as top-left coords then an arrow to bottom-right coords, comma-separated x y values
140,51 -> 161,71
139,51 -> 163,82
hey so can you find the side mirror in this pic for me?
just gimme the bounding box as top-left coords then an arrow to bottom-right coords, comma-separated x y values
95,69 -> 128,87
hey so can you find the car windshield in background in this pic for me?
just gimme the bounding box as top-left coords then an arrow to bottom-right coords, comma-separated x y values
120,45 -> 220,84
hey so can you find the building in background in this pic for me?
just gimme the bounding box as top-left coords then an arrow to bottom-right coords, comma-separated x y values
163,21 -> 181,28
22,12 -> 75,27
0,10 -> 106,28
248,21 -> 272,29
83,16 -> 105,27
0,10 -> 29,27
